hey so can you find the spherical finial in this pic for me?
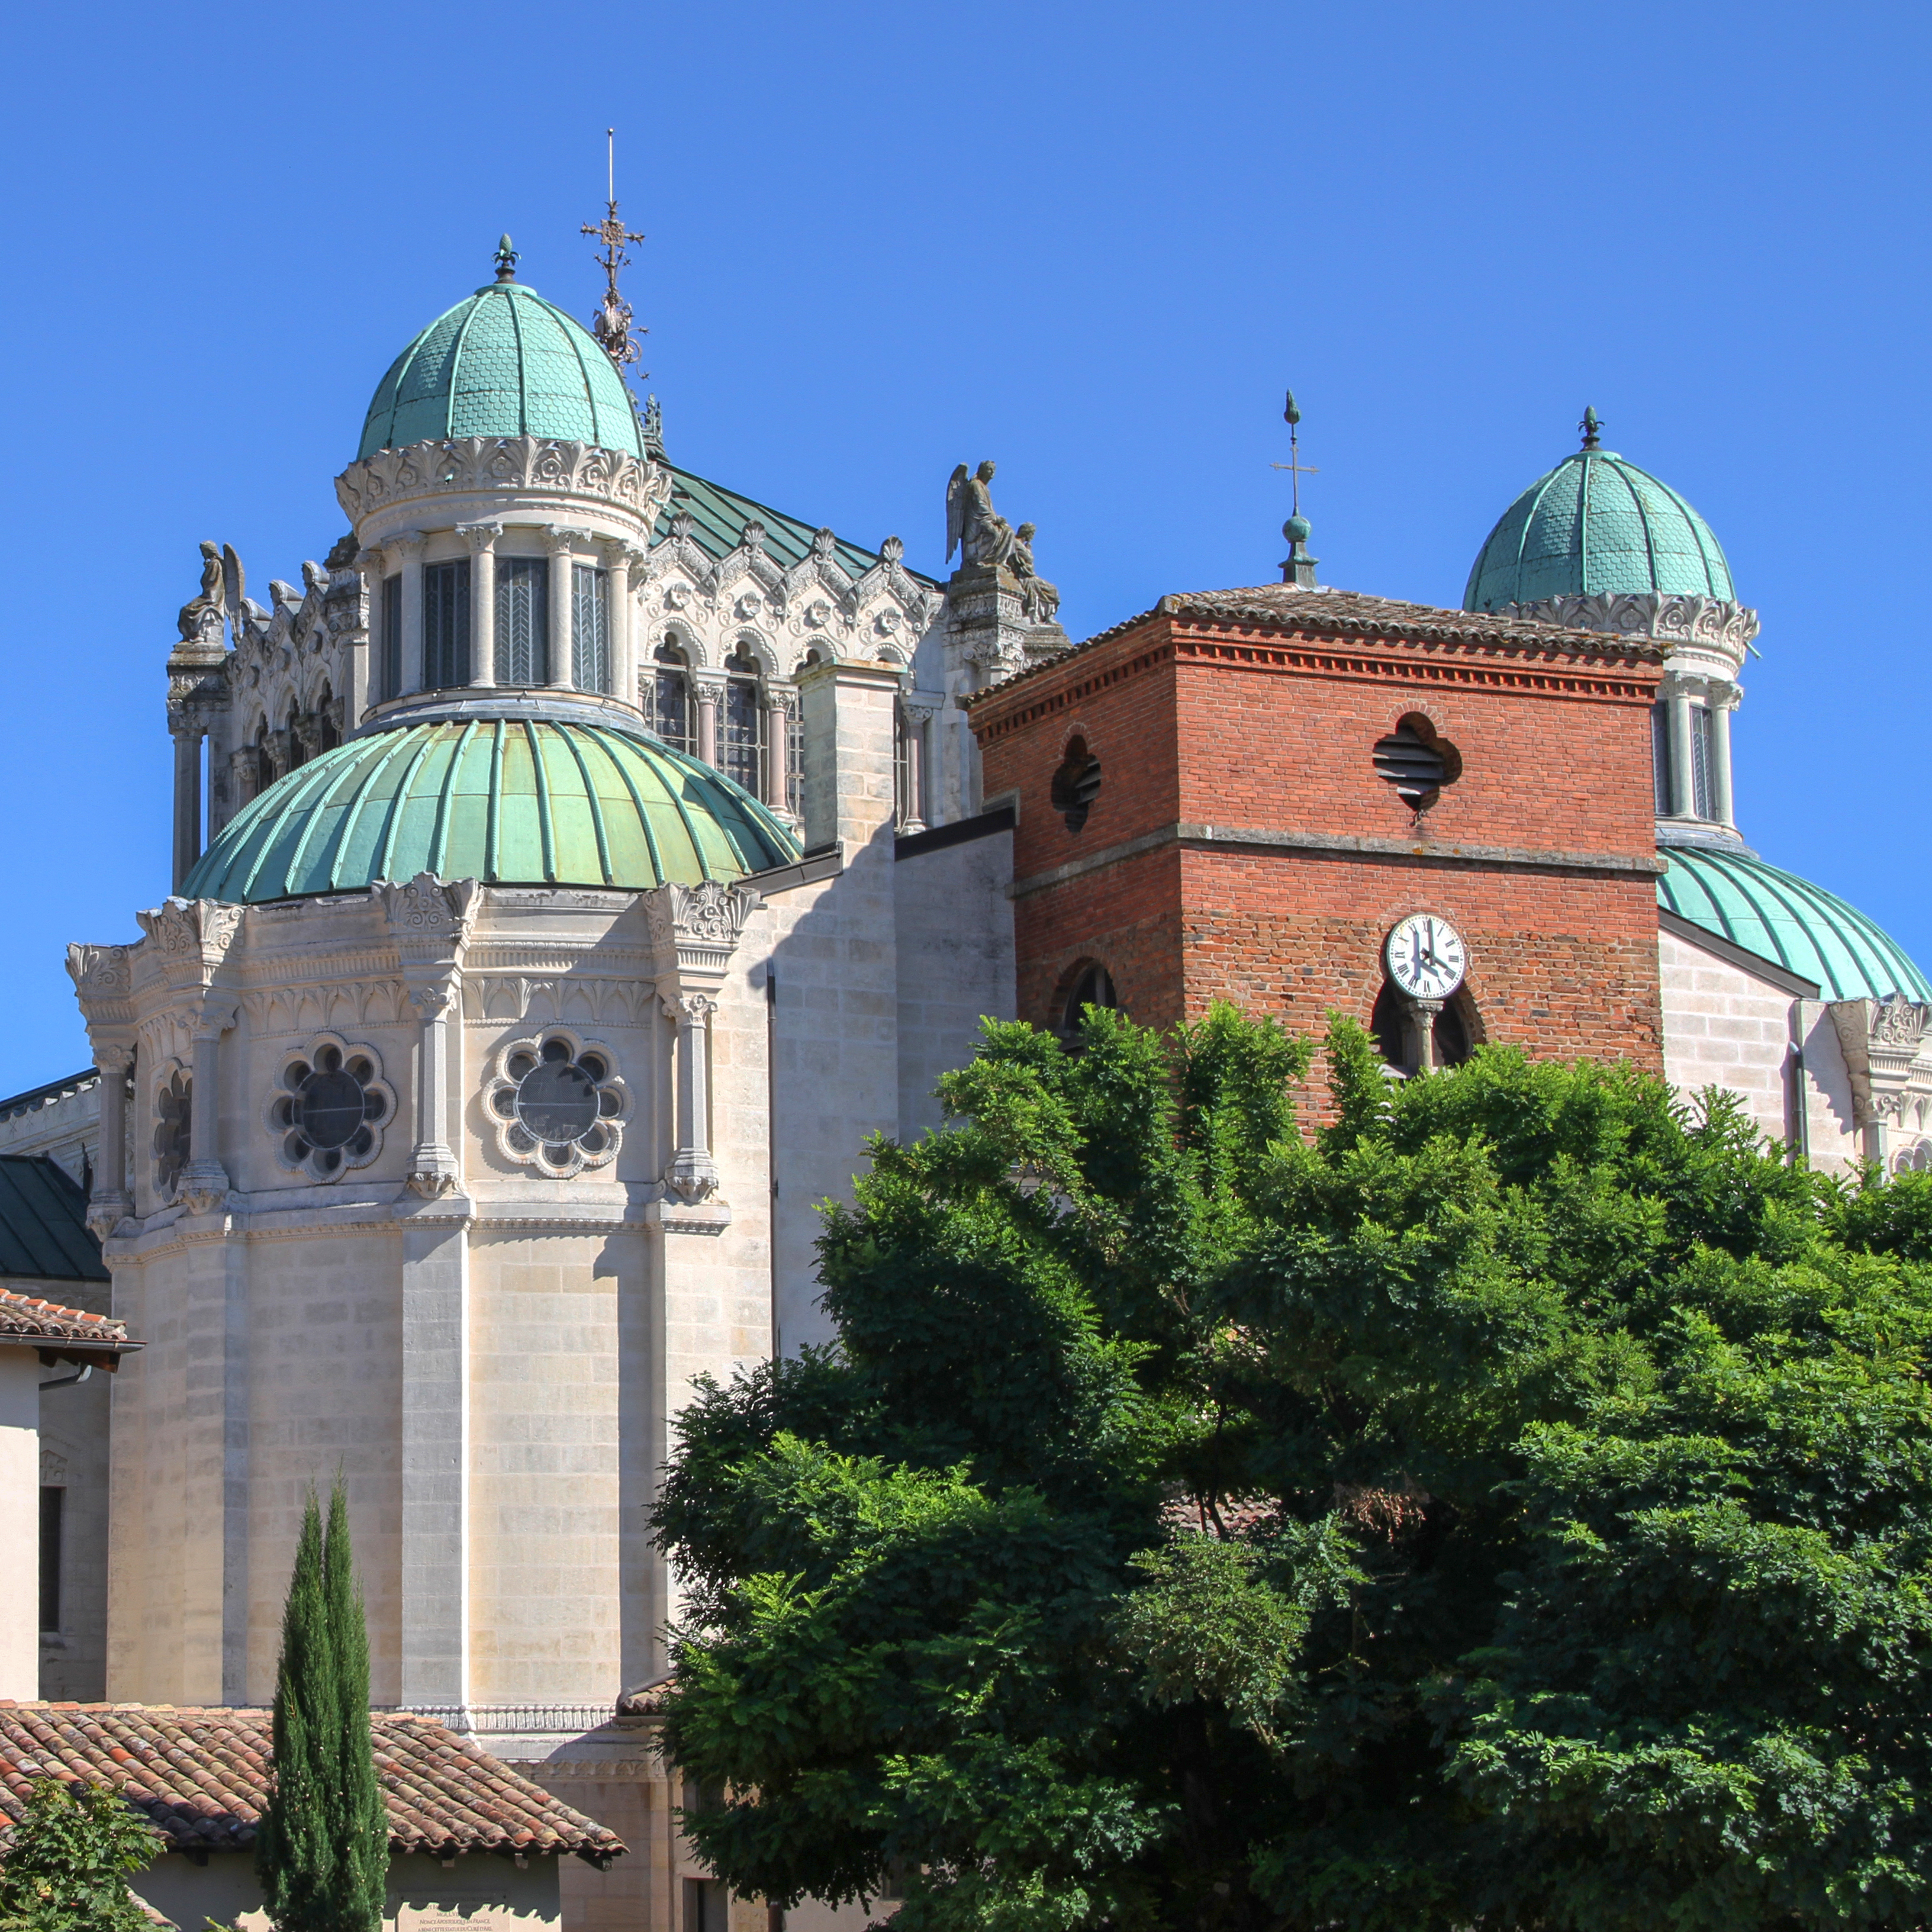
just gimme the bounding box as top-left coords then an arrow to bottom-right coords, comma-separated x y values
494,234 -> 520,283
1283,514 -> 1312,544
1579,405 -> 1602,450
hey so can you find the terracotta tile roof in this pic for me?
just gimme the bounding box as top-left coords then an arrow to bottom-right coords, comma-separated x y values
0,1705 -> 624,1865
968,580 -> 1666,707
0,1287 -> 134,1363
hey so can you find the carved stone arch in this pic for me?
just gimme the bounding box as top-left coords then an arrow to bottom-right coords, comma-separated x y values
727,629 -> 780,679
658,617 -> 710,669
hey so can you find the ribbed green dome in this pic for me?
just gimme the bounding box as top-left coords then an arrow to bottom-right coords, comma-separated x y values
1466,449 -> 1736,612
181,717 -> 797,904
358,282 -> 642,462
1659,847 -> 1931,1003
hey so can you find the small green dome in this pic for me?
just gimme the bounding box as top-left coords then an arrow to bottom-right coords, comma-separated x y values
181,716 -> 797,904
358,281 -> 642,462
1659,846 -> 1931,1002
1466,447 -> 1737,612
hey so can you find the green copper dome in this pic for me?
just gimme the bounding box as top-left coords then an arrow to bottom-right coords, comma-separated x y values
1659,847 -> 1931,1003
358,280 -> 643,462
181,716 -> 797,904
1466,447 -> 1737,612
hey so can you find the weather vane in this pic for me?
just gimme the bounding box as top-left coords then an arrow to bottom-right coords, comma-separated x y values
582,128 -> 648,378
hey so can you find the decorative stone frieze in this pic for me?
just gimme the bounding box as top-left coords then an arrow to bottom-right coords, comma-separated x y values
334,436 -> 674,526
1500,591 -> 1760,655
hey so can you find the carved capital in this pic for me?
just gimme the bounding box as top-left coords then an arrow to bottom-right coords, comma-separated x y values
663,1149 -> 720,1203
177,1161 -> 231,1217
642,880 -> 758,978
134,899 -> 243,989
661,992 -> 719,1026
1831,994 -> 1932,1130
544,524 -> 589,556
84,1193 -> 133,1242
391,529 -> 427,559
458,520 -> 504,553
377,872 -> 479,949
67,944 -> 133,1019
94,1042 -> 134,1077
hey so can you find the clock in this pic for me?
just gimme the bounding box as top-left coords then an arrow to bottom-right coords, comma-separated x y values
1384,914 -> 1467,1001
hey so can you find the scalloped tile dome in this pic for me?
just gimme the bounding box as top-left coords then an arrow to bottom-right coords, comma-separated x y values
358,282 -> 643,461
1659,846 -> 1931,1003
180,716 -> 797,904
1465,449 -> 1737,613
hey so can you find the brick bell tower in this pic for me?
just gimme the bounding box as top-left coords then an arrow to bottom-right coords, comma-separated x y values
967,508 -> 1668,1076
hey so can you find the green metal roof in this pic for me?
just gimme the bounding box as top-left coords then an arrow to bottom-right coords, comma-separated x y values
656,462 -> 938,585
1466,449 -> 1737,611
359,282 -> 643,461
1658,846 -> 1932,1003
181,715 -> 798,905
0,1156 -> 107,1284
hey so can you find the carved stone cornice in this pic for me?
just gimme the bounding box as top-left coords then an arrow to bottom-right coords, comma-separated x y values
641,880 -> 758,978
1501,591 -> 1760,656
336,437 -> 673,527
1831,994 -> 1932,1129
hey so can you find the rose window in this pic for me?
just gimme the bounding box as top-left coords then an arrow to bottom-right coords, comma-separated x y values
484,1031 -> 627,1178
154,1068 -> 192,1200
267,1036 -> 394,1182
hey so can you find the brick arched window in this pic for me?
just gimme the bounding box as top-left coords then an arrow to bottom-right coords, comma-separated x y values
1056,959 -> 1121,1045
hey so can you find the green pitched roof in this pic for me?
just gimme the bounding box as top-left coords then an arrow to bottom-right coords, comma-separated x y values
0,1156 -> 108,1284
181,714 -> 798,905
1659,846 -> 1932,1003
359,282 -> 643,461
1466,449 -> 1737,611
656,463 -> 938,585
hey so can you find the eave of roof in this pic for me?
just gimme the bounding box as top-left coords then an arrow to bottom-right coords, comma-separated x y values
0,1289 -> 132,1364
965,581 -> 1666,709
0,1705 -> 624,1863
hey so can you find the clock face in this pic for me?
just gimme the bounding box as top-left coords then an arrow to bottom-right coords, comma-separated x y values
1384,914 -> 1467,1000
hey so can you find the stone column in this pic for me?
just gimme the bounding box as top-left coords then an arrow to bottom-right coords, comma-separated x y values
1406,997 -> 1443,1073
765,688 -> 796,820
544,527 -> 575,690
900,703 -> 934,835
463,523 -> 500,690
407,983 -> 461,1196
694,673 -> 723,765
1667,685 -> 1697,819
396,532 -> 427,698
86,1044 -> 133,1238
662,993 -> 719,1203
599,539 -> 634,703
177,1003 -> 236,1216
170,723 -> 204,890
1711,687 -> 1737,828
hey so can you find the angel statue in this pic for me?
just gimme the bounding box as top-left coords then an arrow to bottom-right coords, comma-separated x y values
175,541 -> 224,642
1012,523 -> 1060,625
175,542 -> 248,645
945,460 -> 1017,571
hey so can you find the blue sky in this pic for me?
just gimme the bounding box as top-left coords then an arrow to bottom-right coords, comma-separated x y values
0,0 -> 1922,1084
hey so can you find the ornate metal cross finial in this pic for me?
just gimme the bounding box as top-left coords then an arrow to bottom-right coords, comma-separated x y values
582,128 -> 649,378
1580,405 -> 1603,450
1270,388 -> 1319,517
494,234 -> 519,283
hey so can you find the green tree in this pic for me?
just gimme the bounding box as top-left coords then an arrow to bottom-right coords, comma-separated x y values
652,1004 -> 1932,1932
0,1776 -> 158,1932
255,1480 -> 388,1932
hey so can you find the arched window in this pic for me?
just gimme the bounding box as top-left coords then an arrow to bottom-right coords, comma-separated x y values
1371,981 -> 1477,1073
286,706 -> 307,774
314,687 -> 340,756
722,645 -> 765,797
645,642 -> 692,752
1055,961 -> 1121,1046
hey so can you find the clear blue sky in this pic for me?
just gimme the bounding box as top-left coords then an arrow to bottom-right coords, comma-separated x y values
0,0 -> 1922,1085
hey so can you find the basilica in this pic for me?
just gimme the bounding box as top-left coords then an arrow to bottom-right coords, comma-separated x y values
2,227 -> 1928,1932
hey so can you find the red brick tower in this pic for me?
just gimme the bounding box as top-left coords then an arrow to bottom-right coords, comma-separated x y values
968,582 -> 1667,1071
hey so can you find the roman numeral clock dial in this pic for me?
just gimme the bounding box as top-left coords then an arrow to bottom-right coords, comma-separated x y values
1384,913 -> 1468,1002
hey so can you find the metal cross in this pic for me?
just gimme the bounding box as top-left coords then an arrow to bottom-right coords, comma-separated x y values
1268,388 -> 1319,517
583,129 -> 649,375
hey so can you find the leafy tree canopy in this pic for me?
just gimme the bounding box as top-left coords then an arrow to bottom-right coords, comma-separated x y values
0,1776 -> 158,1932
653,1007 -> 1932,1932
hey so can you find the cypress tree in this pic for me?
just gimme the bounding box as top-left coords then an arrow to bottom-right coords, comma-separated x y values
323,1479 -> 389,1932
256,1480 -> 388,1932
